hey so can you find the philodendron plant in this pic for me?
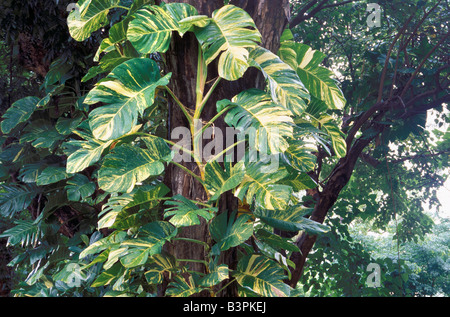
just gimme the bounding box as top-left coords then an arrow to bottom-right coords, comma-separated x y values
0,0 -> 346,297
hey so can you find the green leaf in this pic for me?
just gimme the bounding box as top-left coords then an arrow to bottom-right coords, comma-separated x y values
194,5 -> 261,81
120,221 -> 177,266
0,219 -> 44,247
128,3 -> 199,54
0,184 -> 39,218
1,96 -> 39,134
279,42 -> 346,110
235,162 -> 292,210
280,28 -> 294,42
223,89 -> 294,154
204,160 -> 245,201
84,43 -> 140,82
20,119 -> 65,149
94,19 -> 129,61
67,0 -> 121,41
234,254 -> 291,297
98,138 -> 172,193
85,58 -> 171,141
166,274 -> 206,297
318,116 -> 347,158
56,115 -> 84,136
129,0 -> 153,14
65,174 -> 96,201
36,166 -> 70,186
248,46 -> 310,116
210,211 -> 253,255
164,195 -> 216,227
255,229 -> 300,253
79,231 -> 128,259
145,253 -> 178,284
254,205 -> 330,235
199,264 -> 229,287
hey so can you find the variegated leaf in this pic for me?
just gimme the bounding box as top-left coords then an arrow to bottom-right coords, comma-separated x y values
279,41 -> 346,110
145,253 -> 178,284
98,138 -> 172,193
193,5 -> 261,81
234,254 -> 291,297
1,97 -> 40,134
209,211 -> 253,255
66,121 -> 114,174
120,221 -> 177,267
204,160 -> 245,201
164,194 -> 216,227
248,46 -> 310,116
67,0 -> 122,41
128,3 -> 199,54
199,264 -> 229,287
234,161 -> 293,210
318,115 -> 347,158
254,205 -> 330,235
85,58 -> 171,141
222,89 -> 294,154
166,275 -> 206,297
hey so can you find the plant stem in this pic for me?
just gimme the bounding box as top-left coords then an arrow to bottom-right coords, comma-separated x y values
196,77 -> 222,119
170,161 -> 204,184
208,140 -> 245,163
177,259 -> 209,267
164,86 -> 192,125
113,5 -> 130,11
198,105 -> 231,137
173,237 -> 210,250
215,278 -> 236,295
195,46 -> 208,109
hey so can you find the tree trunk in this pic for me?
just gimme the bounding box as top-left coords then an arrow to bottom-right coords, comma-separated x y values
161,0 -> 289,296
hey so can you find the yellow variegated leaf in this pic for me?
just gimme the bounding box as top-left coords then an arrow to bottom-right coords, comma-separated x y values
68,0 -> 122,41
223,89 -> 294,154
85,58 -> 171,141
248,46 -> 310,116
128,3 -> 199,54
234,255 -> 291,297
234,162 -> 293,210
194,5 -> 261,81
279,42 -> 346,110
98,138 -> 172,193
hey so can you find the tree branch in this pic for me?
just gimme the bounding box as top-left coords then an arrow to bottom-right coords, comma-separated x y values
389,149 -> 450,164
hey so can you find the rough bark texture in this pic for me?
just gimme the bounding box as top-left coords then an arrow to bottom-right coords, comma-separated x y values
161,0 -> 289,296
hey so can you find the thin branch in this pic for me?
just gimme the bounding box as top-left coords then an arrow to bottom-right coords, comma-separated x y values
400,30 -> 450,98
321,0 -> 355,9
345,101 -> 385,148
389,149 -> 450,164
164,86 -> 193,125
377,13 -> 415,103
